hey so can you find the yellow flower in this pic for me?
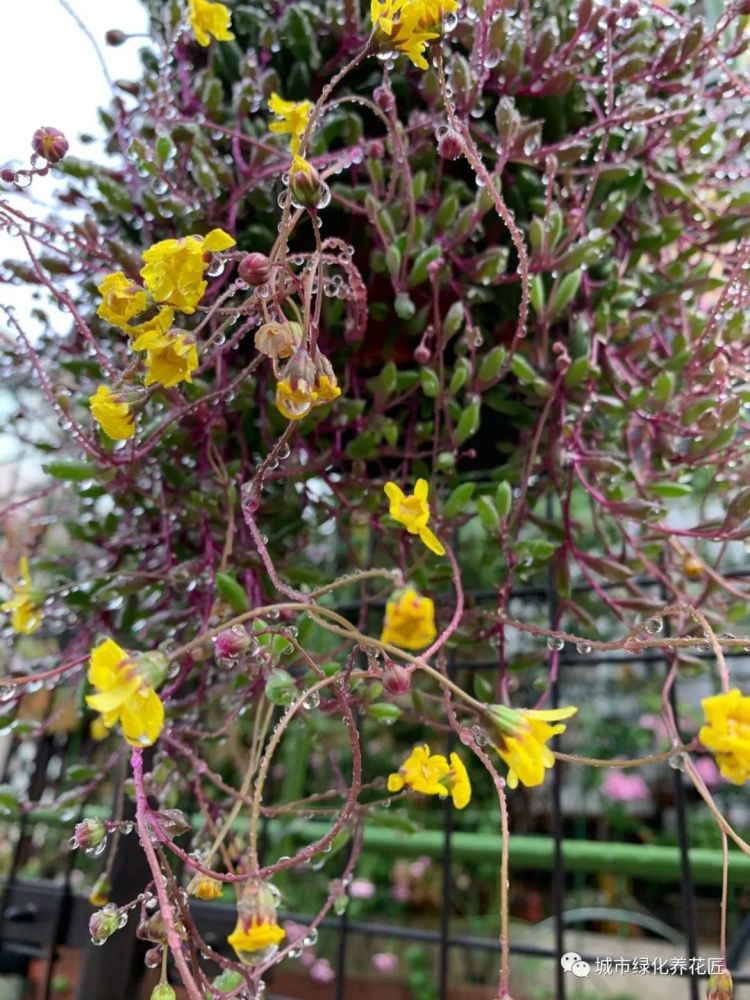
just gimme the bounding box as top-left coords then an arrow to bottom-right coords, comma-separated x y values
188,0 -> 235,46
97,272 -> 148,329
135,330 -> 199,389
486,704 -> 578,789
228,919 -> 286,963
189,876 -> 223,901
276,378 -> 316,420
129,306 -> 175,341
228,878 -> 286,965
315,373 -> 341,406
381,587 -> 436,650
387,744 -> 470,808
85,638 -> 166,747
383,479 -> 445,556
275,361 -> 341,421
700,689 -> 750,785
140,229 -> 236,313
268,92 -> 313,155
370,0 -> 457,70
1,557 -> 42,635
89,385 -> 136,441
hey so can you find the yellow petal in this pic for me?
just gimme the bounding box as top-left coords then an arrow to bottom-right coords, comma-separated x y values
384,481 -> 405,505
414,478 -> 429,501
203,228 -> 236,252
419,526 -> 445,557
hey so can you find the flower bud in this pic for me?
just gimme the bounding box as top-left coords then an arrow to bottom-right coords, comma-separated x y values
373,85 -> 395,111
707,970 -> 733,1000
72,818 -> 107,854
683,554 -> 704,580
31,127 -> 68,164
239,251 -> 271,286
134,650 -> 168,689
437,127 -> 464,160
255,321 -> 302,361
188,875 -> 223,900
289,156 -> 329,210
145,948 -> 164,970
88,874 -> 111,907
150,986 -> 176,1000
153,808 -> 191,838
137,912 -> 168,944
382,660 -> 411,696
105,29 -> 128,46
213,625 -> 255,663
89,904 -> 124,945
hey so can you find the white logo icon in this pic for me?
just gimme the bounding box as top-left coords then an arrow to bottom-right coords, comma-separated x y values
561,952 -> 591,978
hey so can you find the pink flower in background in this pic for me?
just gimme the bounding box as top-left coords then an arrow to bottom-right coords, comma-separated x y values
639,713 -> 669,741
372,952 -> 398,973
694,755 -> 721,787
350,877 -> 375,899
283,921 -> 306,945
602,770 -> 650,802
409,856 -> 431,878
310,958 -> 335,983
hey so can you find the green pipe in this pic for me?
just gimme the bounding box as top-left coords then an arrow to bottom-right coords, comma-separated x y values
23,809 -> 748,886
284,821 -> 750,886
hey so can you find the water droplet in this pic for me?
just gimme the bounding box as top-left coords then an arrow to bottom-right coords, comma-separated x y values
547,636 -> 564,651
644,617 -> 663,635
207,255 -> 226,277
575,641 -> 592,654
303,690 -> 320,710
470,724 -> 488,747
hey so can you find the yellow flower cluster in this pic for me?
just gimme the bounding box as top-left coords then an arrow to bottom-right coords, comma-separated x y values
91,229 -> 235,437
487,704 -> 578,789
384,479 -> 445,556
85,638 -> 166,747
0,557 -> 42,635
139,230 -> 236,314
700,689 -> 750,785
370,0 -> 458,70
188,0 -> 234,47
388,744 -> 471,808
380,587 -> 436,650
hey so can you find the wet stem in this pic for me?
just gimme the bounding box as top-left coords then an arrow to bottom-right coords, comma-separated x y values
131,748 -> 203,1000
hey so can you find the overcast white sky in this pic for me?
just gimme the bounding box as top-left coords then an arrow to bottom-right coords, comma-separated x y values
2,0 -> 149,167
1,0 -> 148,482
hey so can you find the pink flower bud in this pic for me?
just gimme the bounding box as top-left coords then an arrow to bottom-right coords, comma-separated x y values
72,818 -> 107,853
214,625 -> 254,662
373,85 -> 395,111
382,661 -> 411,695
437,128 -> 464,160
31,127 -> 68,164
238,252 -> 271,286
